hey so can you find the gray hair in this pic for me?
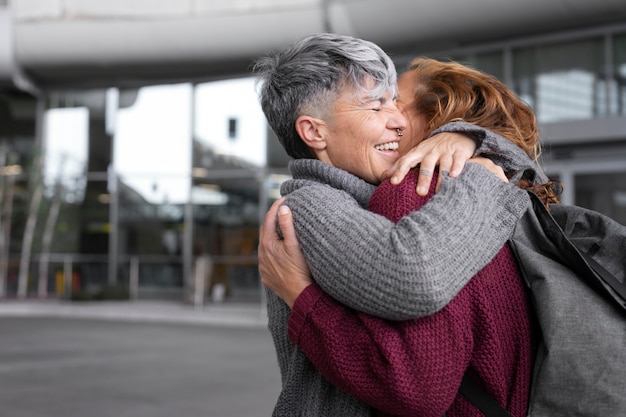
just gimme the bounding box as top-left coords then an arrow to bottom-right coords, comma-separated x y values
253,33 -> 398,159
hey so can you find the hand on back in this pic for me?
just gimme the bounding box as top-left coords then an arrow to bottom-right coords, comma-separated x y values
258,197 -> 312,308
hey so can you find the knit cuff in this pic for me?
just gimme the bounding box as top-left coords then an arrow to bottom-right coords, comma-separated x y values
288,284 -> 323,344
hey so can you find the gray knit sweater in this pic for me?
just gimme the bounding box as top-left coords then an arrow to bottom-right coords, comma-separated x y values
267,122 -> 546,416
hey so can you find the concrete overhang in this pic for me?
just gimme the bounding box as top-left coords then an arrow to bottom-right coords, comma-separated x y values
8,0 -> 626,88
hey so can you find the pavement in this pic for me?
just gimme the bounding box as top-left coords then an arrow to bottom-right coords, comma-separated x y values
0,299 -> 279,417
0,298 -> 269,328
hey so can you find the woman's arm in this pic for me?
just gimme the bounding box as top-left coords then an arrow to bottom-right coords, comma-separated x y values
430,121 -> 548,183
288,284 -> 472,417
283,162 -> 530,320
260,161 -> 503,309
388,121 -> 547,189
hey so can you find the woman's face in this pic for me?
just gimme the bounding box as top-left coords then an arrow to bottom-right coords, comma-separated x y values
318,78 -> 408,184
396,71 -> 430,156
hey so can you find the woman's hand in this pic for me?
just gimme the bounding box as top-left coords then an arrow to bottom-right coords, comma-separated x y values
467,156 -> 508,182
384,132 -> 476,195
258,198 -> 312,308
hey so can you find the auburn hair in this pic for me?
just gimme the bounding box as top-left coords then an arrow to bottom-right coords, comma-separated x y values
407,57 -> 560,205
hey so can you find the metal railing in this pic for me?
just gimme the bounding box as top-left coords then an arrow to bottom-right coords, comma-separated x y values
1,253 -> 261,307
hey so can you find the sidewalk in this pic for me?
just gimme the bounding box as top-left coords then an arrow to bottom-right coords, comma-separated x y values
0,298 -> 268,328
0,303 -> 279,417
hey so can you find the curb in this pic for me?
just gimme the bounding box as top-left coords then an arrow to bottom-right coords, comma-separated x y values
0,300 -> 268,328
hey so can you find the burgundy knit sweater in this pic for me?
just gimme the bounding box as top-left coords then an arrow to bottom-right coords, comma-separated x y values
288,169 -> 536,417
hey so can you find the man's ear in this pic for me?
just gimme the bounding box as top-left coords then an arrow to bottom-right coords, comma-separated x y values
295,115 -> 327,151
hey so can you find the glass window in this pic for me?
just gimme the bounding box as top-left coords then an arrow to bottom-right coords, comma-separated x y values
192,173 -> 261,302
42,106 -> 94,266
194,77 -> 266,167
475,52 -> 505,81
12,91 -> 109,298
513,39 -> 605,123
192,77 -> 266,302
612,33 -> 626,116
115,83 -> 192,204
0,90 -> 38,294
111,83 -> 192,297
575,172 -> 626,226
43,107 -> 89,203
454,51 -> 504,81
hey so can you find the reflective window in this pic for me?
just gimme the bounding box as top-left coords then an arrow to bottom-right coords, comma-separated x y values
453,51 -> 504,81
513,39 -> 605,123
612,33 -> 626,116
0,89 -> 37,294
43,107 -> 89,203
115,83 -> 192,204
26,91 -> 111,298
194,77 -> 266,167
475,52 -> 505,81
575,172 -> 626,225
111,84 -> 192,297
192,77 -> 265,302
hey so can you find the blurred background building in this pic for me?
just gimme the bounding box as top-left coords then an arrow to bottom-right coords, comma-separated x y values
0,0 -> 625,306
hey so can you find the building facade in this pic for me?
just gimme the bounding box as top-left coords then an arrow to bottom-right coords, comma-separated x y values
0,1 -> 624,305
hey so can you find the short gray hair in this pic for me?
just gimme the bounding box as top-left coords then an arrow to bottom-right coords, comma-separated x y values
254,33 -> 398,159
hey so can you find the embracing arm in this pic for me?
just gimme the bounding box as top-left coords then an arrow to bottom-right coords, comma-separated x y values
259,198 -> 313,308
285,162 -> 530,320
287,284 -> 472,417
430,121 -> 548,183
388,121 -> 548,190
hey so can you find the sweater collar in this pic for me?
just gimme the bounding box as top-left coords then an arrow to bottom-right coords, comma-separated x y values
283,159 -> 377,207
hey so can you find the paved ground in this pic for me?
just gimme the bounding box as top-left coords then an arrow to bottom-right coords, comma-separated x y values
0,300 -> 281,417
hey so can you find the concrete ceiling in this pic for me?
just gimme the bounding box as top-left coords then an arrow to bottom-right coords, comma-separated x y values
8,0 -> 626,89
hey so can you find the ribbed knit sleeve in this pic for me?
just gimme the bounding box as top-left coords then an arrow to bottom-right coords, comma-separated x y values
266,288 -> 371,417
288,283 -> 472,417
283,160 -> 531,320
288,247 -> 534,417
430,121 -> 548,183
